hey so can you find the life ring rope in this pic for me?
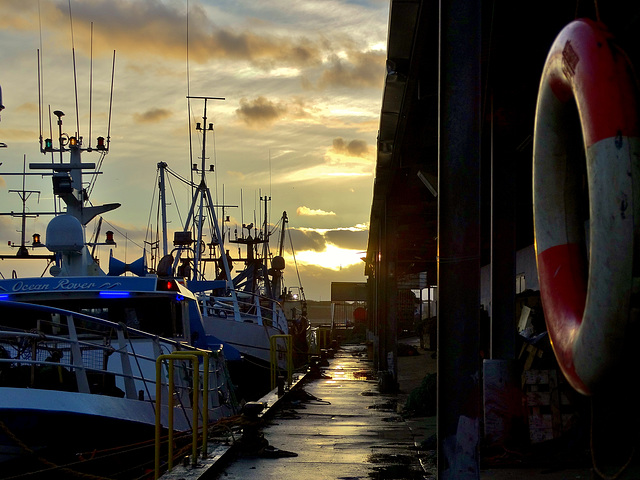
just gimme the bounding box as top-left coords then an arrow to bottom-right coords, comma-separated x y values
533,18 -> 640,395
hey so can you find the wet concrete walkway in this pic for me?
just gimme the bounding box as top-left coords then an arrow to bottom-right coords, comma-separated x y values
214,344 -> 426,479
210,340 -> 603,480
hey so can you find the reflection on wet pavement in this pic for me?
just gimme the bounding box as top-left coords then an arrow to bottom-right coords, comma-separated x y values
215,344 -> 426,479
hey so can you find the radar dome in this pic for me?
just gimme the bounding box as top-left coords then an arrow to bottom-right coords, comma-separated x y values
46,214 -> 84,253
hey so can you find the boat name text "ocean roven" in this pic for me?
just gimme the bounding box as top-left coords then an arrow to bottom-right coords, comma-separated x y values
11,279 -> 121,292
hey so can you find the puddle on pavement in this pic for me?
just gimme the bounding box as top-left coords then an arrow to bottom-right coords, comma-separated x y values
368,400 -> 397,411
368,453 -> 414,464
330,369 -> 377,381
366,453 -> 425,479
381,416 -> 403,422
353,370 -> 376,380
369,464 -> 426,479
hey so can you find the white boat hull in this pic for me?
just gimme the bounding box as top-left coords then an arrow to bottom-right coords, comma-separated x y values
202,315 -> 288,368
0,387 -> 234,464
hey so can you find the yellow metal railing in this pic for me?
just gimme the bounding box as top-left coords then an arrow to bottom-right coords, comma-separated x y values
270,334 -> 292,390
154,351 -> 211,479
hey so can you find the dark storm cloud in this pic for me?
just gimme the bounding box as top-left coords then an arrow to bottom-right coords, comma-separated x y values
235,96 -> 288,128
9,1 -> 383,91
318,50 -> 386,89
324,229 -> 368,251
287,228 -> 325,253
332,137 -> 369,157
297,262 -> 366,300
236,95 -> 313,129
133,107 -> 172,124
209,29 -> 321,67
46,0 -> 323,68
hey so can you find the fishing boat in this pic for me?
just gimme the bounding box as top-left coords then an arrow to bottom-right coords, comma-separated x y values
152,98 -> 307,398
0,98 -> 238,475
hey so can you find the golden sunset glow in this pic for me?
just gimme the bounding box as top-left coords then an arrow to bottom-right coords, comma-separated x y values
293,243 -> 365,271
0,0 -> 388,299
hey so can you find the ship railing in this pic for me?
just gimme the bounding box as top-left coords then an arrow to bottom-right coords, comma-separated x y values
201,288 -> 288,332
0,301 -> 235,417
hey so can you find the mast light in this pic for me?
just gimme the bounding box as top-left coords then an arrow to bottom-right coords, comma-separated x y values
32,233 -> 43,247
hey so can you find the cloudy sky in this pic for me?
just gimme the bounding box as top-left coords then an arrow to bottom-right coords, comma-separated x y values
0,0 -> 388,300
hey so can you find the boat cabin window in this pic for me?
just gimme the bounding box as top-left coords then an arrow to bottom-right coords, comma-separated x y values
0,297 -> 185,339
82,298 -> 185,338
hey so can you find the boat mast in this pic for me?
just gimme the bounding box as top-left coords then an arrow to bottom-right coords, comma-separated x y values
270,211 -> 287,301
188,95 -> 223,279
278,211 -> 288,258
261,194 -> 270,264
0,85 -> 5,148
157,161 -> 169,256
15,156 -> 39,257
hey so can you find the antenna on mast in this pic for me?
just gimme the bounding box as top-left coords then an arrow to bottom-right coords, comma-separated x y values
0,85 -> 5,148
88,22 -> 93,149
185,95 -> 224,277
186,0 -> 194,197
67,0 -> 80,136
37,0 -> 45,152
8,156 -> 42,257
37,49 -> 42,151
106,50 -> 115,152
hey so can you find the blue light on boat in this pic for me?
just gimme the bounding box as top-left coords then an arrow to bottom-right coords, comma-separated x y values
176,294 -> 184,301
99,291 -> 131,298
0,294 -> 9,301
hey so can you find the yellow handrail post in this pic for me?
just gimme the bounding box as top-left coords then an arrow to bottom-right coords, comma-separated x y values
168,351 -> 210,458
154,358 -> 163,479
154,350 -> 212,479
168,359 -> 175,469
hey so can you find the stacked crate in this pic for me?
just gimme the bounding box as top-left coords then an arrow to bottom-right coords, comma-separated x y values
523,368 -> 574,443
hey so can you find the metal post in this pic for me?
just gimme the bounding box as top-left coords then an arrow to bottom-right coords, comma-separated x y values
66,314 -> 90,394
168,359 -> 175,468
490,92 -> 516,360
375,205 -> 388,376
154,351 -> 211,479
437,0 -> 482,477
384,246 -> 398,391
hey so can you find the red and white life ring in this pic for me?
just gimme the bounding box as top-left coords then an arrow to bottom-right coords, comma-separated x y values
533,19 -> 640,395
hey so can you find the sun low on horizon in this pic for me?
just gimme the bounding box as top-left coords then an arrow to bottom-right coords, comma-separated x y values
0,0 -> 388,300
293,243 -> 365,271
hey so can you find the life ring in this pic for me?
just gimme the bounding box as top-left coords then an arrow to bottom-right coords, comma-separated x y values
533,19 -> 640,395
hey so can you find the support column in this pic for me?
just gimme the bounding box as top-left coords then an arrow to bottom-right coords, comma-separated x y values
382,251 -> 398,392
375,209 -> 388,373
437,0 -> 482,477
376,199 -> 398,392
490,92 -> 516,360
